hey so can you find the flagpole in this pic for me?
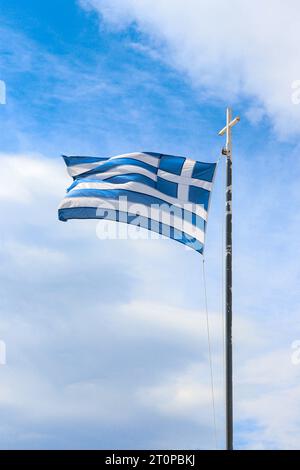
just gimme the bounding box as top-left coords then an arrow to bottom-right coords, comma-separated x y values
218,107 -> 240,450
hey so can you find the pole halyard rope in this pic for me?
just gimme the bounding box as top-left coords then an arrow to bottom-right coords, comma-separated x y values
202,257 -> 218,449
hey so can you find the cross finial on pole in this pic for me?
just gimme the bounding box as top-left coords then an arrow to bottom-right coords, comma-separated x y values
218,108 -> 240,155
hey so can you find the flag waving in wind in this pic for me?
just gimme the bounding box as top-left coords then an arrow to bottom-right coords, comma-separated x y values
58,152 -> 217,253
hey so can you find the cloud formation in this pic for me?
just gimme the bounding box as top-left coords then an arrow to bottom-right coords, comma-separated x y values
81,0 -> 300,139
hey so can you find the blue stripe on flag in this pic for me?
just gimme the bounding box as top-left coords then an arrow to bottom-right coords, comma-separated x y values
63,155 -> 108,167
78,157 -> 158,179
101,174 -> 156,188
66,173 -> 157,193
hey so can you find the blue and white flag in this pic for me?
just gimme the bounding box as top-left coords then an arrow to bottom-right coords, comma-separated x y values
58,152 -> 217,253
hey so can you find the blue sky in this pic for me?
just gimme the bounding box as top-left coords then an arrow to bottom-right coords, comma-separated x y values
0,0 -> 300,450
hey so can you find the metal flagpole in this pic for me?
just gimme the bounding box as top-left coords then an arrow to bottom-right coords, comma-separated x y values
218,108 -> 240,450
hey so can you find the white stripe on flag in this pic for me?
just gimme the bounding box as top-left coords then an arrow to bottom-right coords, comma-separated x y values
68,180 -> 208,221
67,161 -> 105,177
59,197 -> 205,243
109,152 -> 160,168
68,152 -> 160,177
81,164 -> 157,182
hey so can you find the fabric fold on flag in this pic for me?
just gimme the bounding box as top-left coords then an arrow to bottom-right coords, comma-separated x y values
58,152 -> 217,254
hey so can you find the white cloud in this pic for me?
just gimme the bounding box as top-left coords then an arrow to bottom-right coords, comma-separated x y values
0,367 -> 132,424
120,300 -> 262,352
237,348 -> 300,449
81,0 -> 300,139
137,362 -> 222,420
136,361 -> 223,449
0,153 -> 65,203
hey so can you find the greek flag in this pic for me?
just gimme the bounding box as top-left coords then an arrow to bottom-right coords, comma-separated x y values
58,152 -> 217,253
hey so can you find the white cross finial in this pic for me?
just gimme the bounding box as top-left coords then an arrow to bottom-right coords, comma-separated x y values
218,107 -> 240,155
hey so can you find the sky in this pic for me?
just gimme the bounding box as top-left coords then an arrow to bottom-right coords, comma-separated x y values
0,0 -> 300,450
